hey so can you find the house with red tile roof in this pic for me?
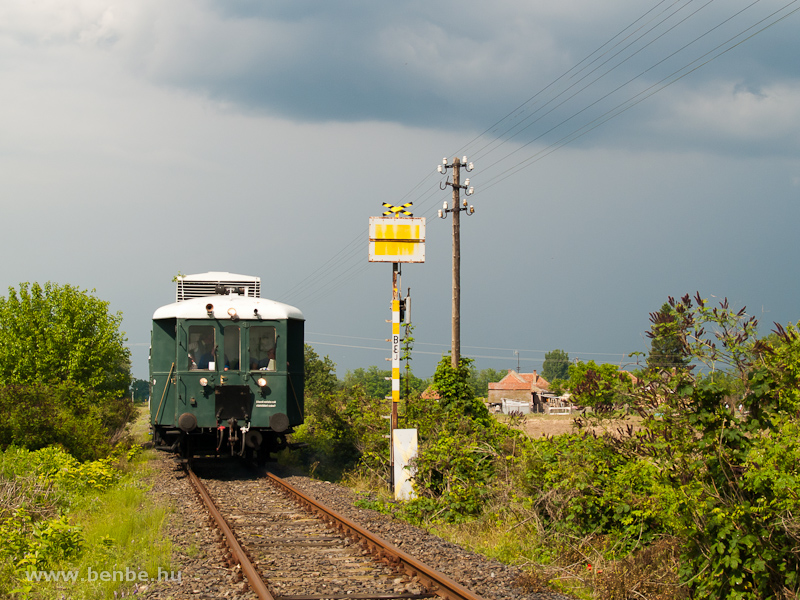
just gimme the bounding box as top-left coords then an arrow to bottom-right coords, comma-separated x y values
420,386 -> 441,401
488,369 -> 551,412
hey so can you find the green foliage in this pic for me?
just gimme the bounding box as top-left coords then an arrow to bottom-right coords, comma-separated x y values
303,344 -> 338,398
431,355 -> 490,424
605,294 -> 800,598
563,360 -> 632,409
0,282 -> 131,399
407,412 -> 502,523
366,296 -> 800,599
0,383 -> 130,460
467,366 -> 505,398
130,378 -> 150,403
0,283 -> 135,458
647,302 -> 691,370
343,366 -> 391,399
392,356 -> 525,524
542,349 -> 570,382
519,433 -> 683,550
756,321 -> 800,414
403,371 -> 429,398
341,366 -> 428,404
291,386 -> 390,480
2,509 -> 85,581
0,445 -> 141,598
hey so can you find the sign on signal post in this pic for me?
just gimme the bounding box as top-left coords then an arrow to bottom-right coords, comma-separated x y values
368,217 -> 426,263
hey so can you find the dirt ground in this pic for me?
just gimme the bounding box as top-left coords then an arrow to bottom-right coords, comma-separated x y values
496,413 -> 640,438
518,414 -> 580,437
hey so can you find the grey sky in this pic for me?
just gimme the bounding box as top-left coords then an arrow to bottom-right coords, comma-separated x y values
1,0 -> 798,380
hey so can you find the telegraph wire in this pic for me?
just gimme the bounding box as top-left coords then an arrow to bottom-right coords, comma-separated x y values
478,0 -> 800,192
569,0 -> 693,80
305,338 -> 669,369
283,0 -> 708,306
285,0 -> 697,308
281,0 -> 799,311
280,234 -> 363,300
429,0 -> 791,206
464,0 -> 710,164
306,332 -> 647,363
290,250 -> 372,307
451,0 -> 679,161
471,0 -> 767,180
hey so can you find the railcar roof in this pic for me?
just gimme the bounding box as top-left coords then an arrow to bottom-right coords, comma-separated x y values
153,295 -> 304,321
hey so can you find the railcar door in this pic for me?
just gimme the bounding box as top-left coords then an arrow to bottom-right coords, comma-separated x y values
215,323 -> 253,423
176,322 -> 219,429
246,322 -> 288,430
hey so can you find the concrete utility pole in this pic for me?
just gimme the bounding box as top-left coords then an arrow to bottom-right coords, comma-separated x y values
438,156 -> 475,370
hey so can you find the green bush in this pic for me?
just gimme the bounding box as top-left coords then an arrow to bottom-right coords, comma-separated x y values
292,387 -> 390,480
0,383 -> 128,460
519,432 -> 684,551
391,357 -> 528,524
0,444 -> 168,600
0,446 -> 119,597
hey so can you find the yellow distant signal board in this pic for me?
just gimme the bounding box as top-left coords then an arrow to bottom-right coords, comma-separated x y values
368,217 -> 426,263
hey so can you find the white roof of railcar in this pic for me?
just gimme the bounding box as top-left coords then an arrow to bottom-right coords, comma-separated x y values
153,295 -> 304,321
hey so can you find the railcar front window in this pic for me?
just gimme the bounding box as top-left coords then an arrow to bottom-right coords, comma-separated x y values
188,326 -> 215,370
223,326 -> 240,370
250,326 -> 276,371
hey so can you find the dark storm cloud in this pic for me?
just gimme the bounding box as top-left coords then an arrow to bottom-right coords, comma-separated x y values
112,0 -> 800,158
126,0 -> 562,128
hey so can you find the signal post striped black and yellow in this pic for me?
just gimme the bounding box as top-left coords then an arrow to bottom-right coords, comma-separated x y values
382,202 -> 413,217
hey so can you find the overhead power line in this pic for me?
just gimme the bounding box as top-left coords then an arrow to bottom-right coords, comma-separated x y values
281,0 -> 799,320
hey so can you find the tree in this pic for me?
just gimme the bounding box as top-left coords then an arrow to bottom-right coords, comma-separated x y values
542,348 -> 570,382
467,367 -> 505,398
130,378 -> 150,403
606,294 -> 799,597
343,366 -> 391,399
431,355 -> 490,424
0,282 -> 133,457
0,282 -> 130,398
646,302 -> 691,370
564,360 -> 631,409
303,344 -> 338,398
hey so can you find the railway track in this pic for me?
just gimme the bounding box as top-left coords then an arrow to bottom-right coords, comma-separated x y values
185,460 -> 489,600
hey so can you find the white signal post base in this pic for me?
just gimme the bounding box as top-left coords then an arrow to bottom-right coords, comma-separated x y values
393,428 -> 418,500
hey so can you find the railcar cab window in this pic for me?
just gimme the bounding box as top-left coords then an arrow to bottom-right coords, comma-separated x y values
250,326 -> 276,371
223,325 -> 240,371
188,326 -> 215,370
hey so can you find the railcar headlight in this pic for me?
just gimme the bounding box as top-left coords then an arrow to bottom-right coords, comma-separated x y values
227,307 -> 238,320
257,377 -> 268,388
199,377 -> 209,387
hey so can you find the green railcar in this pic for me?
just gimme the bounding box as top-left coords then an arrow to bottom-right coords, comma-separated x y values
149,272 -> 304,462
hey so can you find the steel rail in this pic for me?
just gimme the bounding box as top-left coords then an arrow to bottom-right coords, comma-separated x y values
185,466 -> 276,600
266,473 -> 489,600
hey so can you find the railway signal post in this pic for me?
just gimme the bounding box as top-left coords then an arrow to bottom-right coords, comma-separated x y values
369,207 -> 425,500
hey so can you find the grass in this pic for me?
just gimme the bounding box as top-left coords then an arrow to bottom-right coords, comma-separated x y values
23,457 -> 171,600
426,512 -> 685,600
426,514 -> 593,599
5,407 -> 174,600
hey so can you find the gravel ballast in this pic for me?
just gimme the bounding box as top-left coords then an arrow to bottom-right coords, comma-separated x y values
139,452 -> 574,600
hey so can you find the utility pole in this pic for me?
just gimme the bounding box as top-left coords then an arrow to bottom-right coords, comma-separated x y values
438,156 -> 475,369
